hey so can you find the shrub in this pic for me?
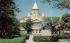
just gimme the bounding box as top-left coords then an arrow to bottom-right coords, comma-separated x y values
33,36 -> 52,42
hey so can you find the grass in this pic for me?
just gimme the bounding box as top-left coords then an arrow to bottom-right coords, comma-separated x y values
0,34 -> 27,43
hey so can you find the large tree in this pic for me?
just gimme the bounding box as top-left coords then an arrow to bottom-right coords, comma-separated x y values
0,0 -> 20,38
44,17 -> 60,33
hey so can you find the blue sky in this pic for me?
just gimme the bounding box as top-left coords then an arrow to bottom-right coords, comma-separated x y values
14,0 -> 70,19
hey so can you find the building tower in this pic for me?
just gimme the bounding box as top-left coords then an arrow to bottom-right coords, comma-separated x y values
29,2 -> 43,35
29,2 -> 43,21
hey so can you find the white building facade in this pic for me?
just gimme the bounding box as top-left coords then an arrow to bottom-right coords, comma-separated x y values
20,2 -> 51,36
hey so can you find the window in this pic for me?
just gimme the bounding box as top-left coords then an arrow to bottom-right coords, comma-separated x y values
39,31 -> 40,33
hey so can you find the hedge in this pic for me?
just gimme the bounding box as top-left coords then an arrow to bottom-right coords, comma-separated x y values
33,36 -> 52,42
33,36 -> 59,42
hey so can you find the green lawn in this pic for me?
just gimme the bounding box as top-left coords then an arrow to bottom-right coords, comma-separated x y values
0,34 -> 26,43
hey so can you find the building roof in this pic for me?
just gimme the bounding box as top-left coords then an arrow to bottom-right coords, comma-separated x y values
32,2 -> 39,9
32,19 -> 41,22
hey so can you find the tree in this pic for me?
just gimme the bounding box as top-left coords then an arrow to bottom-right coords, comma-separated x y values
44,17 -> 60,33
0,0 -> 20,38
41,0 -> 70,9
21,18 -> 33,34
62,13 -> 70,29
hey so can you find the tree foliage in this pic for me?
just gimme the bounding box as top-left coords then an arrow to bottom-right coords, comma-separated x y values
44,17 -> 60,31
44,17 -> 60,26
21,18 -> 33,33
44,14 -> 70,36
41,0 -> 70,9
0,0 -> 20,38
62,13 -> 70,29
